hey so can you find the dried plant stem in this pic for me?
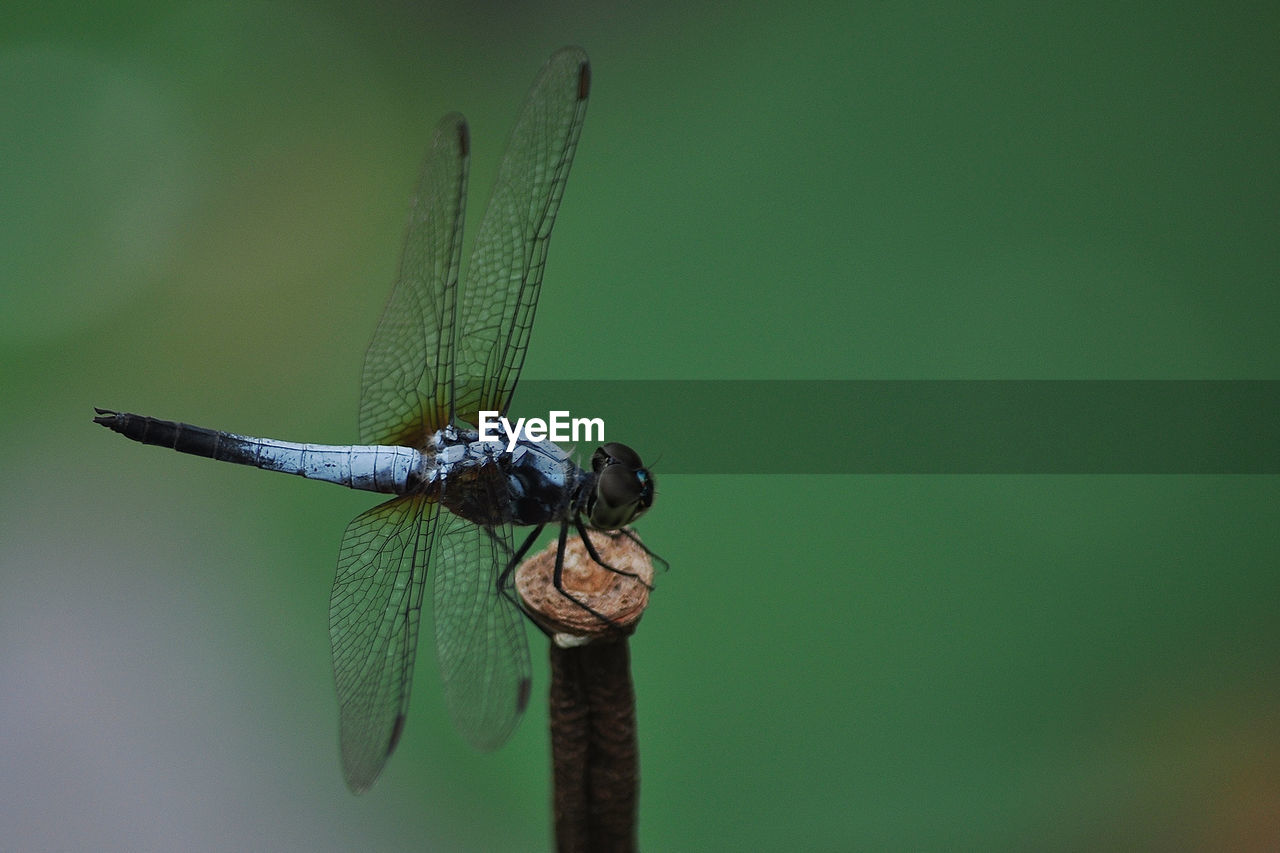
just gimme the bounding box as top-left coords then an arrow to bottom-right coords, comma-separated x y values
515,529 -> 655,853
550,639 -> 637,853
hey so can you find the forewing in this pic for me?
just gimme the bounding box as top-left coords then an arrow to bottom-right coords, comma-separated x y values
432,509 -> 532,750
359,115 -> 469,446
329,494 -> 435,793
452,46 -> 591,425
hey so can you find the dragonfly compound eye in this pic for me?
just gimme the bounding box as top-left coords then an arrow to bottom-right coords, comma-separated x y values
591,441 -> 643,473
589,461 -> 654,528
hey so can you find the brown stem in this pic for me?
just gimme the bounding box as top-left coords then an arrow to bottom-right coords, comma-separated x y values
515,529 -> 655,853
550,639 -> 637,853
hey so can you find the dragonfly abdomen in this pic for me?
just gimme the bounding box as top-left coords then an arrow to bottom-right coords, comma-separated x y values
93,409 -> 423,494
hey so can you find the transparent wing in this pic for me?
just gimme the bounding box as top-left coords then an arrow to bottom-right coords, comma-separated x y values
358,115 -> 469,446
432,508 -> 532,750
452,46 -> 591,426
329,494 -> 435,793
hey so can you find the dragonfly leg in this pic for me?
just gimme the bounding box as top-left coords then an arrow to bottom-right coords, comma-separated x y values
551,521 -> 621,628
573,518 -> 654,591
496,523 -> 544,607
616,528 -> 669,572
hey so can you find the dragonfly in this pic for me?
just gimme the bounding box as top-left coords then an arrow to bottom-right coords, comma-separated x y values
94,46 -> 657,793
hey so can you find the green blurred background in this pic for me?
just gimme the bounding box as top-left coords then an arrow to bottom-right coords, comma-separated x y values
3,1 -> 1279,850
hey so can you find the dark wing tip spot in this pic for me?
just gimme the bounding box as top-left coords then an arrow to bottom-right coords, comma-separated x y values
577,61 -> 590,101
517,677 -> 532,713
457,121 -> 470,157
387,713 -> 407,756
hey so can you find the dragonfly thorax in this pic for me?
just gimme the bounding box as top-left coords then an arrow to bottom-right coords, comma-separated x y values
426,429 -> 653,533
430,427 -> 583,528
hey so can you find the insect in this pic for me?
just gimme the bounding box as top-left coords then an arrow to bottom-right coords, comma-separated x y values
95,47 -> 657,792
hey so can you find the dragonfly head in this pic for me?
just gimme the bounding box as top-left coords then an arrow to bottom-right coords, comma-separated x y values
584,442 -> 654,529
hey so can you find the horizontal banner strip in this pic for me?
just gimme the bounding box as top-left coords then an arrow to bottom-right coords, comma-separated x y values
508,381 -> 1280,474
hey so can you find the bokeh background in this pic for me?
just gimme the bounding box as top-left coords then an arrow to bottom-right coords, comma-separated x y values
4,1 -> 1279,850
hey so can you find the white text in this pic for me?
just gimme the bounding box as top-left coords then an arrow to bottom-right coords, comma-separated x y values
477,410 -> 605,453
